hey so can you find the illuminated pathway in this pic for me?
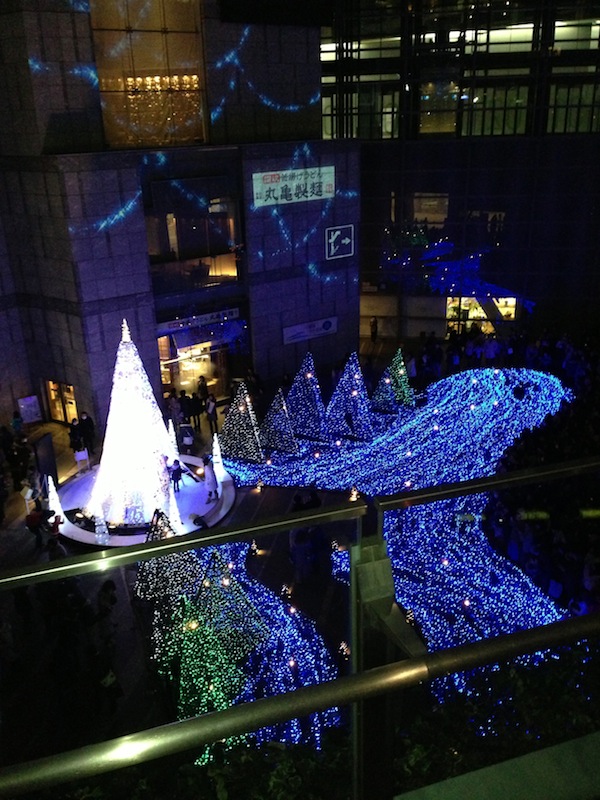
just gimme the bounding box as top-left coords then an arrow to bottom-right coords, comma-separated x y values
225,368 -> 573,674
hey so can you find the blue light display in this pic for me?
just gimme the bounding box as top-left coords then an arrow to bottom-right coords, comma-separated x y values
210,27 -> 320,124
28,58 -> 50,74
70,64 -> 99,88
326,352 -> 374,442
142,538 -> 340,753
225,366 -> 574,698
68,190 -> 142,236
68,0 -> 90,11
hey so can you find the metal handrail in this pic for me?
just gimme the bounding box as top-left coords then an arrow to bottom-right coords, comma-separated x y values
1,613 -> 598,797
0,497 -> 368,591
3,457 -> 597,592
374,455 -> 600,513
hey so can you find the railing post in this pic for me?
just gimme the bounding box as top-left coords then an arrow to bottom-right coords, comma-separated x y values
351,499 -> 396,799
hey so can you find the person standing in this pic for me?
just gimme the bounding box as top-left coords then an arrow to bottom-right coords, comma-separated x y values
203,454 -> 218,502
189,392 -> 203,431
179,390 -> 192,423
170,459 -> 183,492
370,316 -> 378,343
10,410 -> 24,437
68,418 -> 84,452
79,412 -> 96,455
205,393 -> 218,436
197,375 -> 209,409
25,507 -> 47,549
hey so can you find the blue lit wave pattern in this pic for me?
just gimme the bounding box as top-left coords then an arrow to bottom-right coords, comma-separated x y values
226,368 -> 572,682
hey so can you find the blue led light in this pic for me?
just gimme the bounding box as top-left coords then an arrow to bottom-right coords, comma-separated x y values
70,64 -> 99,88
210,26 -> 320,120
141,537 -> 340,756
28,58 -> 50,74
225,365 -> 573,700
68,190 -> 143,236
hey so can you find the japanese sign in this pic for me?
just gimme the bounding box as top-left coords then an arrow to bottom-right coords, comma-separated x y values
253,167 -> 335,208
325,225 -> 354,260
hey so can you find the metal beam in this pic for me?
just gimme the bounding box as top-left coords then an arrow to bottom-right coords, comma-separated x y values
0,497 -> 368,592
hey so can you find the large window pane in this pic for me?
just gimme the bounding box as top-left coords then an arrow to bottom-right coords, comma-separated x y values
90,0 -> 206,148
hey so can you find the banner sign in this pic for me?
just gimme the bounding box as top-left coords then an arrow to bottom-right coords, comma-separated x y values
253,166 -> 335,208
157,308 -> 240,336
283,317 -> 338,345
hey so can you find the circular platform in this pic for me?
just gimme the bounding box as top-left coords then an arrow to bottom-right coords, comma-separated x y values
55,454 -> 235,547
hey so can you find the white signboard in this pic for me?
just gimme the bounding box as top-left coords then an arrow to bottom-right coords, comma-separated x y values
253,167 -> 335,208
283,317 -> 338,345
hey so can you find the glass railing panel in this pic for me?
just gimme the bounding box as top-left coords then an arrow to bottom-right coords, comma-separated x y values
0,511 -> 359,790
383,466 -> 600,794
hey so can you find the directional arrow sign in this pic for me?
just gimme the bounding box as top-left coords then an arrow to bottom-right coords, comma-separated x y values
325,224 -> 354,260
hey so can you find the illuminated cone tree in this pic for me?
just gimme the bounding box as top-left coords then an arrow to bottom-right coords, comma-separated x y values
85,320 -> 182,528
389,347 -> 415,408
134,510 -> 203,604
326,352 -> 374,441
285,353 -> 329,442
371,368 -> 399,414
158,550 -> 270,762
259,388 -> 299,455
219,381 -> 264,463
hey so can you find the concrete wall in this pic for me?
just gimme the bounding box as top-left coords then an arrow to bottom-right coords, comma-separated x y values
0,2 -> 103,157
58,152 -> 160,432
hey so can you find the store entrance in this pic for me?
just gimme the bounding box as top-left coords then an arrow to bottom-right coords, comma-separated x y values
46,381 -> 78,424
158,314 -> 250,405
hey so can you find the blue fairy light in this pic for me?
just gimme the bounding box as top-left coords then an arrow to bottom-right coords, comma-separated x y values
225,366 -> 573,696
210,26 -> 320,120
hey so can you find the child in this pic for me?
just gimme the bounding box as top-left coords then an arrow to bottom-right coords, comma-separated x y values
171,459 -> 183,492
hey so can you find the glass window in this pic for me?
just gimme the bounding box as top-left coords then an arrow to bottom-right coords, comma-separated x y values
554,19 -> 600,50
90,0 -> 206,148
548,83 -> 600,133
46,381 -> 78,424
461,85 -> 528,136
420,81 -> 459,135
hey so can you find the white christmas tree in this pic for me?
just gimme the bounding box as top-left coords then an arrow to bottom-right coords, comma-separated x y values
46,474 -> 66,523
168,419 -> 179,458
285,353 -> 329,442
85,319 -> 183,529
212,434 -> 228,483
326,352 -> 374,441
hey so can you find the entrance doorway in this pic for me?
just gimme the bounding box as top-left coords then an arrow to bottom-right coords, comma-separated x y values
46,381 -> 78,424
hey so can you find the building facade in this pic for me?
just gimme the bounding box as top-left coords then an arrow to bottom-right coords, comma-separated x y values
0,0 -> 599,431
0,0 -> 360,429
321,0 -> 600,341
